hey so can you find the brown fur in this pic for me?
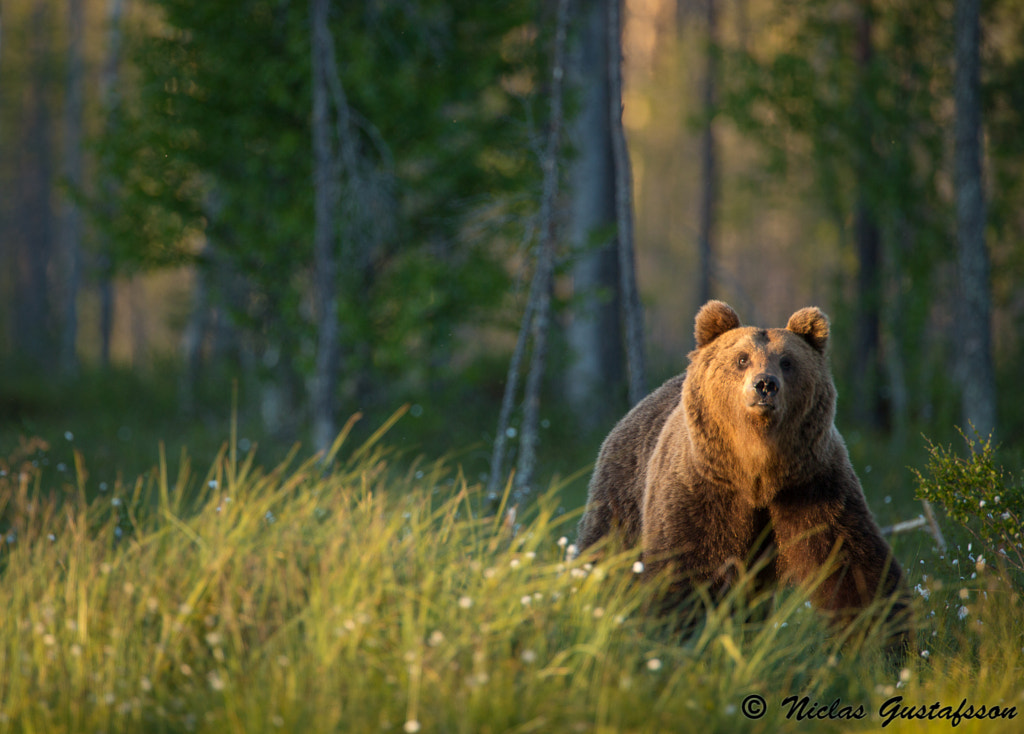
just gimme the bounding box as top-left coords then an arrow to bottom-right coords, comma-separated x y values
576,300 -> 911,645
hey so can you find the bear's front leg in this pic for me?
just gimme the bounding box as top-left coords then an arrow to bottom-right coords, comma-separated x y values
642,477 -> 772,612
770,486 -> 912,655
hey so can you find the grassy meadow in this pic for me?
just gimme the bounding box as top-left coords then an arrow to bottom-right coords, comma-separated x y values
0,409 -> 1022,733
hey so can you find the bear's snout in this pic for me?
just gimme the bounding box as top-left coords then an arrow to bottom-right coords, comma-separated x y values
754,373 -> 779,398
748,373 -> 781,410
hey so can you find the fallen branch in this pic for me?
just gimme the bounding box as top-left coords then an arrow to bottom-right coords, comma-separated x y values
880,499 -> 947,552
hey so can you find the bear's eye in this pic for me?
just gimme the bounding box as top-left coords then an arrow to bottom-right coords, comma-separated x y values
780,357 -> 793,372
736,354 -> 749,369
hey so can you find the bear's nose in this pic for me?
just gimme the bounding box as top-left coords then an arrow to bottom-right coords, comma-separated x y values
753,374 -> 779,399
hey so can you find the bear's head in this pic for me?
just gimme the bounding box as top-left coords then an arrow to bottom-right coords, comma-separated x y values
683,301 -> 837,489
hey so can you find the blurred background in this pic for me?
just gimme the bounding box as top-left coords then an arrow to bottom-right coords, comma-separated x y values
0,0 -> 1021,517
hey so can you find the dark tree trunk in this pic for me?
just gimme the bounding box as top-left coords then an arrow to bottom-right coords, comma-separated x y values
98,256 -> 114,368
310,0 -> 342,453
853,198 -> 886,428
851,1 -> 889,431
181,246 -> 213,414
16,5 -> 57,369
97,0 -> 126,370
954,0 -> 995,437
59,0 -> 86,376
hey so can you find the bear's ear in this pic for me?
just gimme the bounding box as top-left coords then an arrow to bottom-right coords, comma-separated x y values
786,307 -> 830,353
694,300 -> 741,348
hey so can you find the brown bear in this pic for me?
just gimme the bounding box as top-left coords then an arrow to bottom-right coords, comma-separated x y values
576,300 -> 910,645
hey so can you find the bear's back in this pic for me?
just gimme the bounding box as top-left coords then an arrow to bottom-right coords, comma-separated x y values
575,374 -> 685,550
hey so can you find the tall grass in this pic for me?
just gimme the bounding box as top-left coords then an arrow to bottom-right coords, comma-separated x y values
0,419 -> 1021,733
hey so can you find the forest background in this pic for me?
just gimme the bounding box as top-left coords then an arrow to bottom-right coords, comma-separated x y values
1,0 -> 1023,517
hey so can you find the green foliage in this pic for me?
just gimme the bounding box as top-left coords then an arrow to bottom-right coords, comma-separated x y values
984,0 -> 1024,242
1,429 -> 1023,732
913,429 -> 1024,576
93,0 -> 542,424
719,1 -> 950,229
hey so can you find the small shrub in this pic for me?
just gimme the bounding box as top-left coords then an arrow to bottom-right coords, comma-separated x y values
912,428 -> 1024,576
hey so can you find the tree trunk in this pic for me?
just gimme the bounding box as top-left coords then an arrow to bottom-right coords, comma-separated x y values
16,4 -> 57,369
485,292 -> 534,505
129,277 -> 146,366
97,0 -> 126,370
58,0 -> 86,376
609,0 -> 646,405
564,0 -> 623,430
310,0 -> 342,454
696,0 -> 718,308
181,245 -> 213,414
954,0 -> 995,437
512,0 -> 570,507
851,1 -> 889,431
882,218 -> 911,444
853,198 -> 885,428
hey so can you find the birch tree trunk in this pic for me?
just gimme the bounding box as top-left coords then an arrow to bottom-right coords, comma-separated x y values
954,0 -> 995,437
608,0 -> 646,406
511,0 -> 570,507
